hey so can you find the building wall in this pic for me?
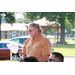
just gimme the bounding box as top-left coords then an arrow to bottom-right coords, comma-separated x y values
1,31 -> 5,39
16,31 -> 19,37
7,31 -> 12,39
1,31 -> 12,39
1,30 -> 28,39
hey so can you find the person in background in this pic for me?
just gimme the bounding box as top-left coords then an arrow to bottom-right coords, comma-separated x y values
19,23 -> 51,62
48,52 -> 64,62
23,56 -> 38,62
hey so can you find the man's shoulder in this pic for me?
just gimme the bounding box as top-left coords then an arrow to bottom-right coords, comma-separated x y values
40,34 -> 46,38
41,35 -> 49,40
25,37 -> 31,43
40,35 -> 50,42
40,36 -> 51,46
26,37 -> 31,41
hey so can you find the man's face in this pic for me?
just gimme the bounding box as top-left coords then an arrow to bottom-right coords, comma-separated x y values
28,25 -> 36,37
48,54 -> 59,62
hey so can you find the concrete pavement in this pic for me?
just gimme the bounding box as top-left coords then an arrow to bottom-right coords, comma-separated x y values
64,56 -> 75,62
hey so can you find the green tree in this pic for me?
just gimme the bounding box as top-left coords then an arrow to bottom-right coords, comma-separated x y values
16,18 -> 31,24
0,12 -> 15,40
65,18 -> 72,34
23,12 -> 75,44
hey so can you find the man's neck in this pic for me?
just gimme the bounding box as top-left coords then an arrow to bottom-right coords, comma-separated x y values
33,33 -> 41,40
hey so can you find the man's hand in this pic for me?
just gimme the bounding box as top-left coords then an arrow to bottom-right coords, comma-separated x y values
19,53 -> 26,62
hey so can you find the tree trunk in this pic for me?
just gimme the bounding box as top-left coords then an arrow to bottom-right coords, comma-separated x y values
60,18 -> 66,44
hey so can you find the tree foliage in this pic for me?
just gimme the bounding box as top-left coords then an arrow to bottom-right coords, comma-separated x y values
16,18 -> 31,24
5,12 -> 15,24
23,12 -> 75,44
0,12 -> 15,40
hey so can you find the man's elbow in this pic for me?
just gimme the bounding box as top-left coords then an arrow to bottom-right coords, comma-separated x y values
38,55 -> 49,62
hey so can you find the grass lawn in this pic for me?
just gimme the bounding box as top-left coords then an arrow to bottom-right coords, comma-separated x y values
50,38 -> 75,42
1,39 -> 9,41
0,61 -> 19,62
53,44 -> 75,56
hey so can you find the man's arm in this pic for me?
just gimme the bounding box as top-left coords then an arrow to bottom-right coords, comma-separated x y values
19,40 -> 27,62
19,53 -> 26,62
38,55 -> 49,62
39,38 -> 51,62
